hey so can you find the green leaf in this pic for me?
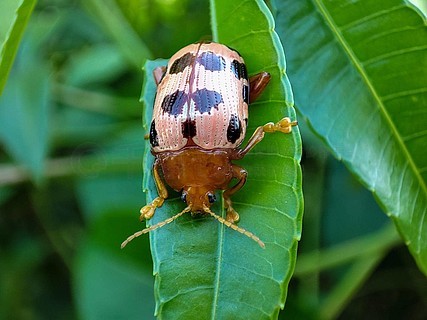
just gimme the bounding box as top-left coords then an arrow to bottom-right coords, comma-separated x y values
0,40 -> 51,182
74,129 -> 154,318
275,0 -> 427,274
75,241 -> 155,320
0,0 -> 36,95
62,43 -> 128,87
82,0 -> 152,68
136,0 -> 303,318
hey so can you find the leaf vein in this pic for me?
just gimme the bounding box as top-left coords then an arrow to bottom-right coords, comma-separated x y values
402,129 -> 427,142
362,44 -> 427,66
350,108 -> 377,164
395,161 -> 408,216
233,201 -> 293,220
339,4 -> 406,31
249,177 -> 295,189
372,132 -> 392,192
224,261 -> 278,283
160,285 -> 214,304
409,186 -> 420,225
244,151 -> 295,160
417,206 -> 426,253
227,30 -> 271,45
382,87 -> 427,102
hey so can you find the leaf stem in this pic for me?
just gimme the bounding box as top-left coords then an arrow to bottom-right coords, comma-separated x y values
0,155 -> 142,186
298,147 -> 328,306
82,0 -> 152,68
318,251 -> 385,319
294,223 -> 400,276
52,83 -> 141,118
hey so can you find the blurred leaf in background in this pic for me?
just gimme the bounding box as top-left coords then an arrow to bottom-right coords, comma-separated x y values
0,24 -> 51,183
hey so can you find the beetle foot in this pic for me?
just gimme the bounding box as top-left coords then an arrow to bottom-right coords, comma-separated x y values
139,197 -> 164,221
226,207 -> 240,223
264,117 -> 298,134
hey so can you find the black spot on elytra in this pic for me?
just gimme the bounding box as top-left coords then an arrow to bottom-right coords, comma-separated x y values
169,52 -> 194,74
192,89 -> 223,114
197,51 -> 225,71
150,120 -> 159,147
161,90 -> 187,116
227,114 -> 242,144
181,119 -> 197,138
231,60 -> 248,80
243,85 -> 249,104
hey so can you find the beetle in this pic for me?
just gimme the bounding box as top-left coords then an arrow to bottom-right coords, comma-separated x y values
122,42 -> 297,248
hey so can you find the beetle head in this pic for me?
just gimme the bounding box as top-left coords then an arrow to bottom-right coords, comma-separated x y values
181,186 -> 216,212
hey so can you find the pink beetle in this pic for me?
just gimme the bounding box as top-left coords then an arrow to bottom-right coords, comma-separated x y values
122,42 -> 297,248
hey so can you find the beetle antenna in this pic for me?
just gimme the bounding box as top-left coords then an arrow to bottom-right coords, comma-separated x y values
121,206 -> 191,249
203,205 -> 265,248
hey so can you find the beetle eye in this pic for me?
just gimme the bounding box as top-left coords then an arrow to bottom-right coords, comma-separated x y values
181,192 -> 187,203
207,193 -> 216,204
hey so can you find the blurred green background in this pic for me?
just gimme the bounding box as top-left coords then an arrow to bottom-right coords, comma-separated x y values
0,0 -> 426,319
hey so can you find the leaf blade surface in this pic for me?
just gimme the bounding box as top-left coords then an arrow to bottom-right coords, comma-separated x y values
275,0 -> 427,273
140,1 -> 303,318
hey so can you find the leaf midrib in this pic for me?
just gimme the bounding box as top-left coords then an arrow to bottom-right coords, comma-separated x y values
313,0 -> 427,207
209,3 -> 224,317
211,196 -> 226,320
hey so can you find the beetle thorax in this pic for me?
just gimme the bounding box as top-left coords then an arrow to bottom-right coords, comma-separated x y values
157,148 -> 234,212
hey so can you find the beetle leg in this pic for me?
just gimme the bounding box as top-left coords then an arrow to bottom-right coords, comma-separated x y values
153,66 -> 167,86
223,165 -> 248,223
139,160 -> 168,221
236,117 -> 298,158
249,72 -> 271,102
